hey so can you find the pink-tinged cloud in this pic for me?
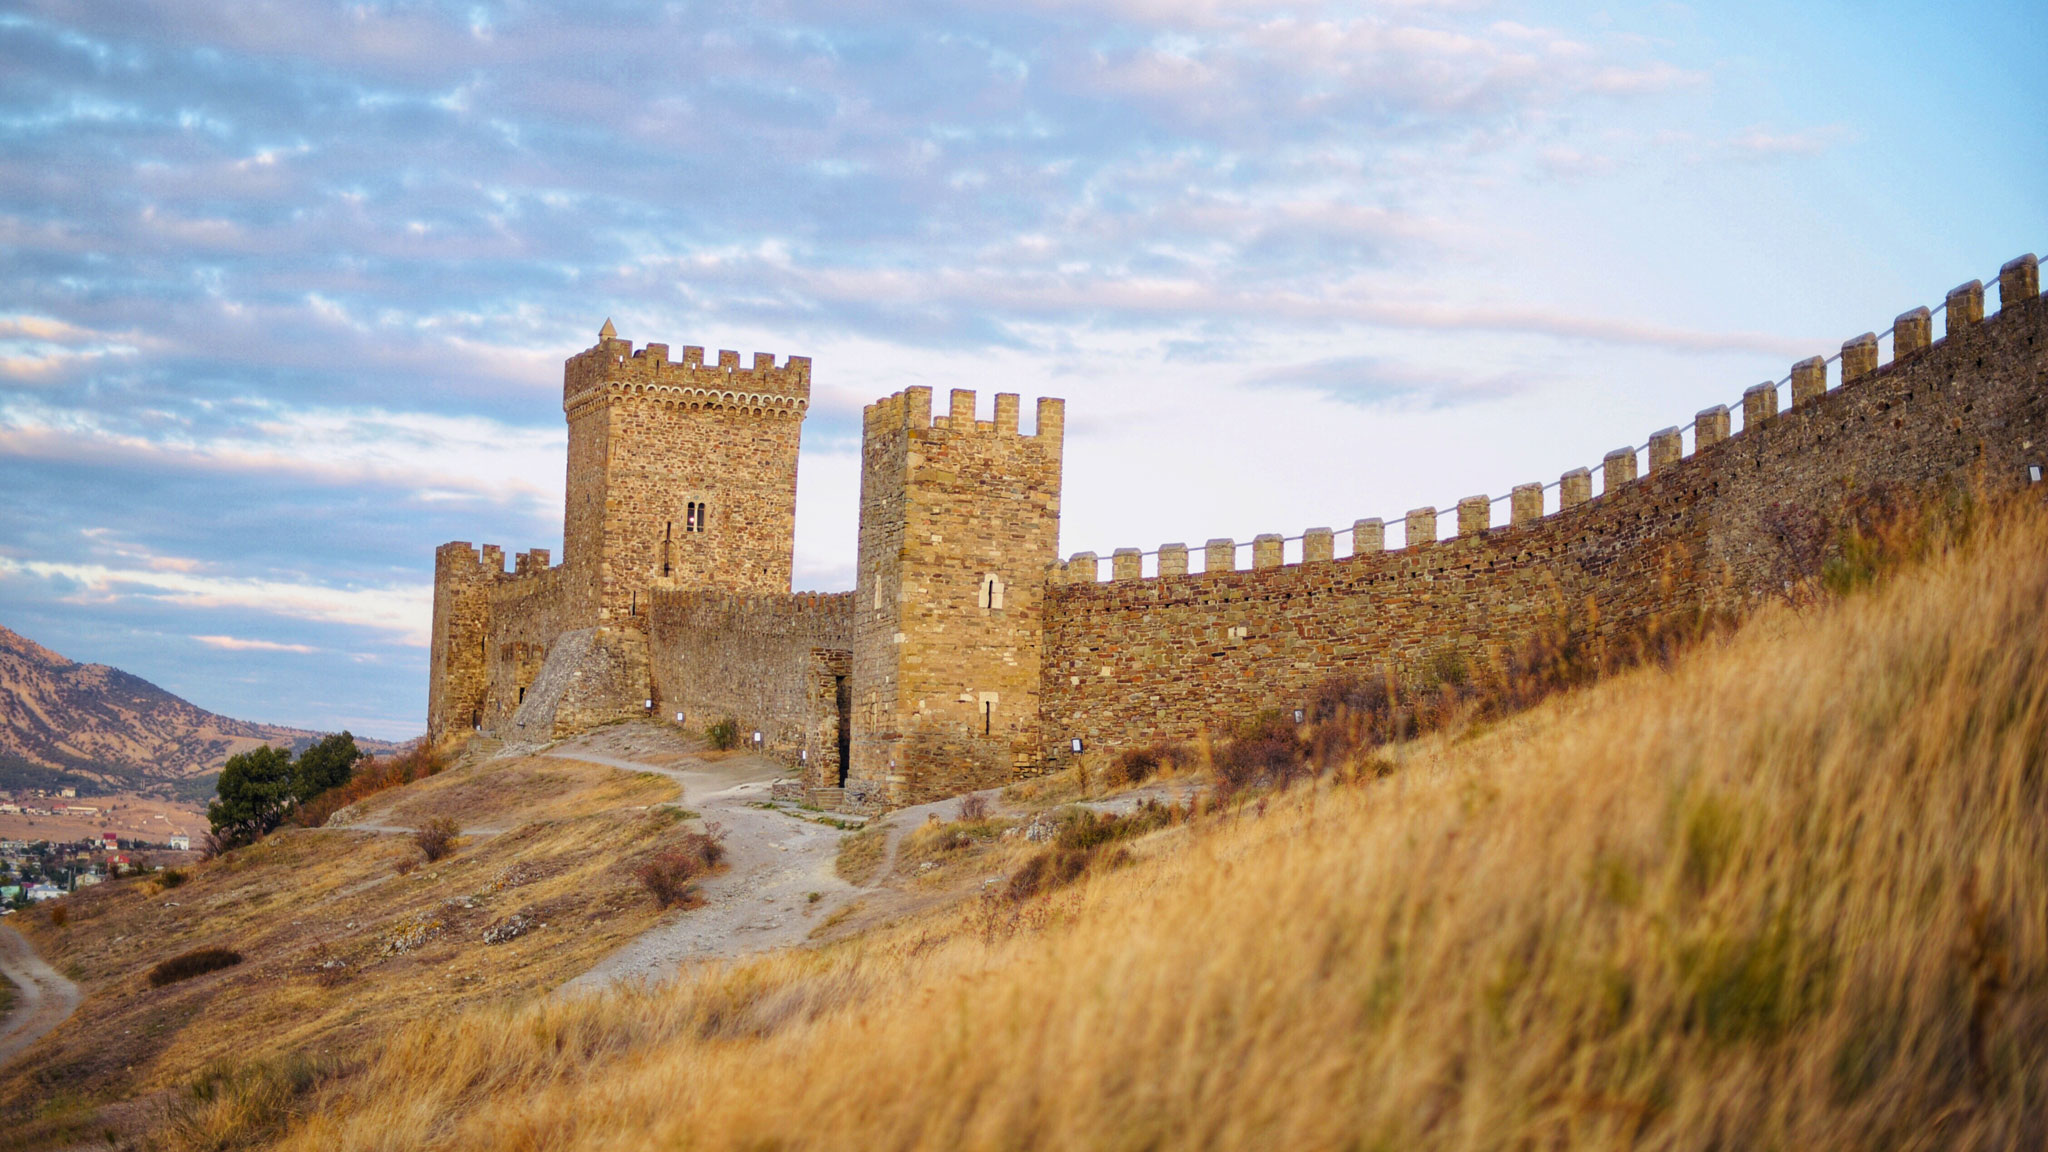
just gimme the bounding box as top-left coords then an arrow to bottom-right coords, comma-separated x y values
192,634 -> 318,654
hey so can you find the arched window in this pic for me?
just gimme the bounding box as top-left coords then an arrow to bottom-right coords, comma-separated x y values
977,573 -> 1005,611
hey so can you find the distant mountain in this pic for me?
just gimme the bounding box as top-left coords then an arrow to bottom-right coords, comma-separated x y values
0,623 -> 401,797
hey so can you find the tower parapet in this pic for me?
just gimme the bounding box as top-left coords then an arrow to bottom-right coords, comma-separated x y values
563,333 -> 811,418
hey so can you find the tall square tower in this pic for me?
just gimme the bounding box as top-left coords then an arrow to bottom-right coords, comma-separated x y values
560,321 -> 811,623
848,386 -> 1064,803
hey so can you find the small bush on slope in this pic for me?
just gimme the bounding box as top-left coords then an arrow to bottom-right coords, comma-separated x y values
282,494 -> 2048,1152
147,948 -> 242,988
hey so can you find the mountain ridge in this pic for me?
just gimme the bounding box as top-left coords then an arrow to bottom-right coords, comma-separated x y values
0,621 -> 401,795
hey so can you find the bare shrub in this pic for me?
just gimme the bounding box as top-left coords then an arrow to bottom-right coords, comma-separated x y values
48,904 -> 68,928
956,793 -> 990,822
149,947 -> 243,988
1212,712 -> 1309,798
413,817 -> 460,863
637,829 -> 728,909
1007,803 -> 1181,901
1105,742 -> 1186,788
706,717 -> 741,751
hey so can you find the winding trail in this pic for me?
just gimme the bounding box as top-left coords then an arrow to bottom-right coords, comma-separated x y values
544,730 -> 1014,993
0,922 -> 79,1068
548,738 -> 859,993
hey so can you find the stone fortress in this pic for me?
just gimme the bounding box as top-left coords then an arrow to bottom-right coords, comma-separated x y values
430,254 -> 2047,808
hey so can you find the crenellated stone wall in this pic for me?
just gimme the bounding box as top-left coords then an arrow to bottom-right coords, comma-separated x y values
1038,259 -> 2047,768
430,255 -> 2046,815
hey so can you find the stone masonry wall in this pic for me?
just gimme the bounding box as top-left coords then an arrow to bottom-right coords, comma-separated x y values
849,387 -> 1065,805
1040,263 -> 2048,768
646,589 -> 853,766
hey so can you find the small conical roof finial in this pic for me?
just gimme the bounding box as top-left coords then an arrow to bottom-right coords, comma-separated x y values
599,318 -> 616,341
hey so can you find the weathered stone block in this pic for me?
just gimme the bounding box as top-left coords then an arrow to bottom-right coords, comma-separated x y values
1841,334 -> 1878,382
2000,254 -> 2039,312
1948,280 -> 1984,330
1743,382 -> 1778,431
1351,519 -> 1384,555
1112,548 -> 1143,581
1649,427 -> 1682,473
1559,468 -> 1591,509
1895,307 -> 1932,358
1404,507 -> 1437,548
1303,527 -> 1334,564
1158,543 -> 1188,577
1253,534 -> 1284,569
1791,356 -> 1828,407
1456,496 -> 1489,537
1510,483 -> 1543,527
1205,538 -> 1236,574
1695,405 -> 1730,449
1602,448 -> 1638,495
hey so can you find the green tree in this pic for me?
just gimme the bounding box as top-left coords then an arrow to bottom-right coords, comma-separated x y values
208,745 -> 293,847
291,731 -> 364,805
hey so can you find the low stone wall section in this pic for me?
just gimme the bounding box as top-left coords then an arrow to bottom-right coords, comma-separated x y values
647,590 -> 854,760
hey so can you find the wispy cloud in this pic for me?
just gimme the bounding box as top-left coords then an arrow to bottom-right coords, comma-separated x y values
0,555 -> 430,646
192,634 -> 317,654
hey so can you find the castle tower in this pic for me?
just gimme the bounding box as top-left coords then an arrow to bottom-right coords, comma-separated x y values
847,387 -> 1064,804
426,324 -> 811,744
560,323 -> 812,624
426,542 -> 504,742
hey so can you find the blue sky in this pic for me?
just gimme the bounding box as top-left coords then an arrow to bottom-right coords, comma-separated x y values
0,0 -> 2041,740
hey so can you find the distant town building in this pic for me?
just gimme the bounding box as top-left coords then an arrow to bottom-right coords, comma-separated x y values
27,883 -> 62,902
102,832 -> 120,852
74,872 -> 102,887
59,787 -> 76,798
168,833 -> 191,851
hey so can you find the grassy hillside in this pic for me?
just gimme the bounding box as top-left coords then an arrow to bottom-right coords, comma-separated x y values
0,754 -> 690,1149
266,492 -> 2048,1151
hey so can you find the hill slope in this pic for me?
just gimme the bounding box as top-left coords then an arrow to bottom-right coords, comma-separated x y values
0,623 -> 394,794
274,494 -> 2048,1151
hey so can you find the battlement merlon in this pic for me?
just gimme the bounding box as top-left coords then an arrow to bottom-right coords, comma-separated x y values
860,386 -> 1064,447
562,327 -> 812,413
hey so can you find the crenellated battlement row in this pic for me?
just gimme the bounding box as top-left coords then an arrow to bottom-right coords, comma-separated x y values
434,541 -> 555,581
1061,252 -> 2043,586
862,385 -> 1064,442
563,320 -> 811,416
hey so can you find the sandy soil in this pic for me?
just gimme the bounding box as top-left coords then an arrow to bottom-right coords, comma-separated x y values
0,922 -> 79,1068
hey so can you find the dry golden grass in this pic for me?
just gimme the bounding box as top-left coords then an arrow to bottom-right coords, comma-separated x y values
832,822 -> 888,886
265,499 -> 2048,1149
0,754 -> 687,1149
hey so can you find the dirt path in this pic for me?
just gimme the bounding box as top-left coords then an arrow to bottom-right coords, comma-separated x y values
545,734 -> 867,993
0,921 -> 80,1068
